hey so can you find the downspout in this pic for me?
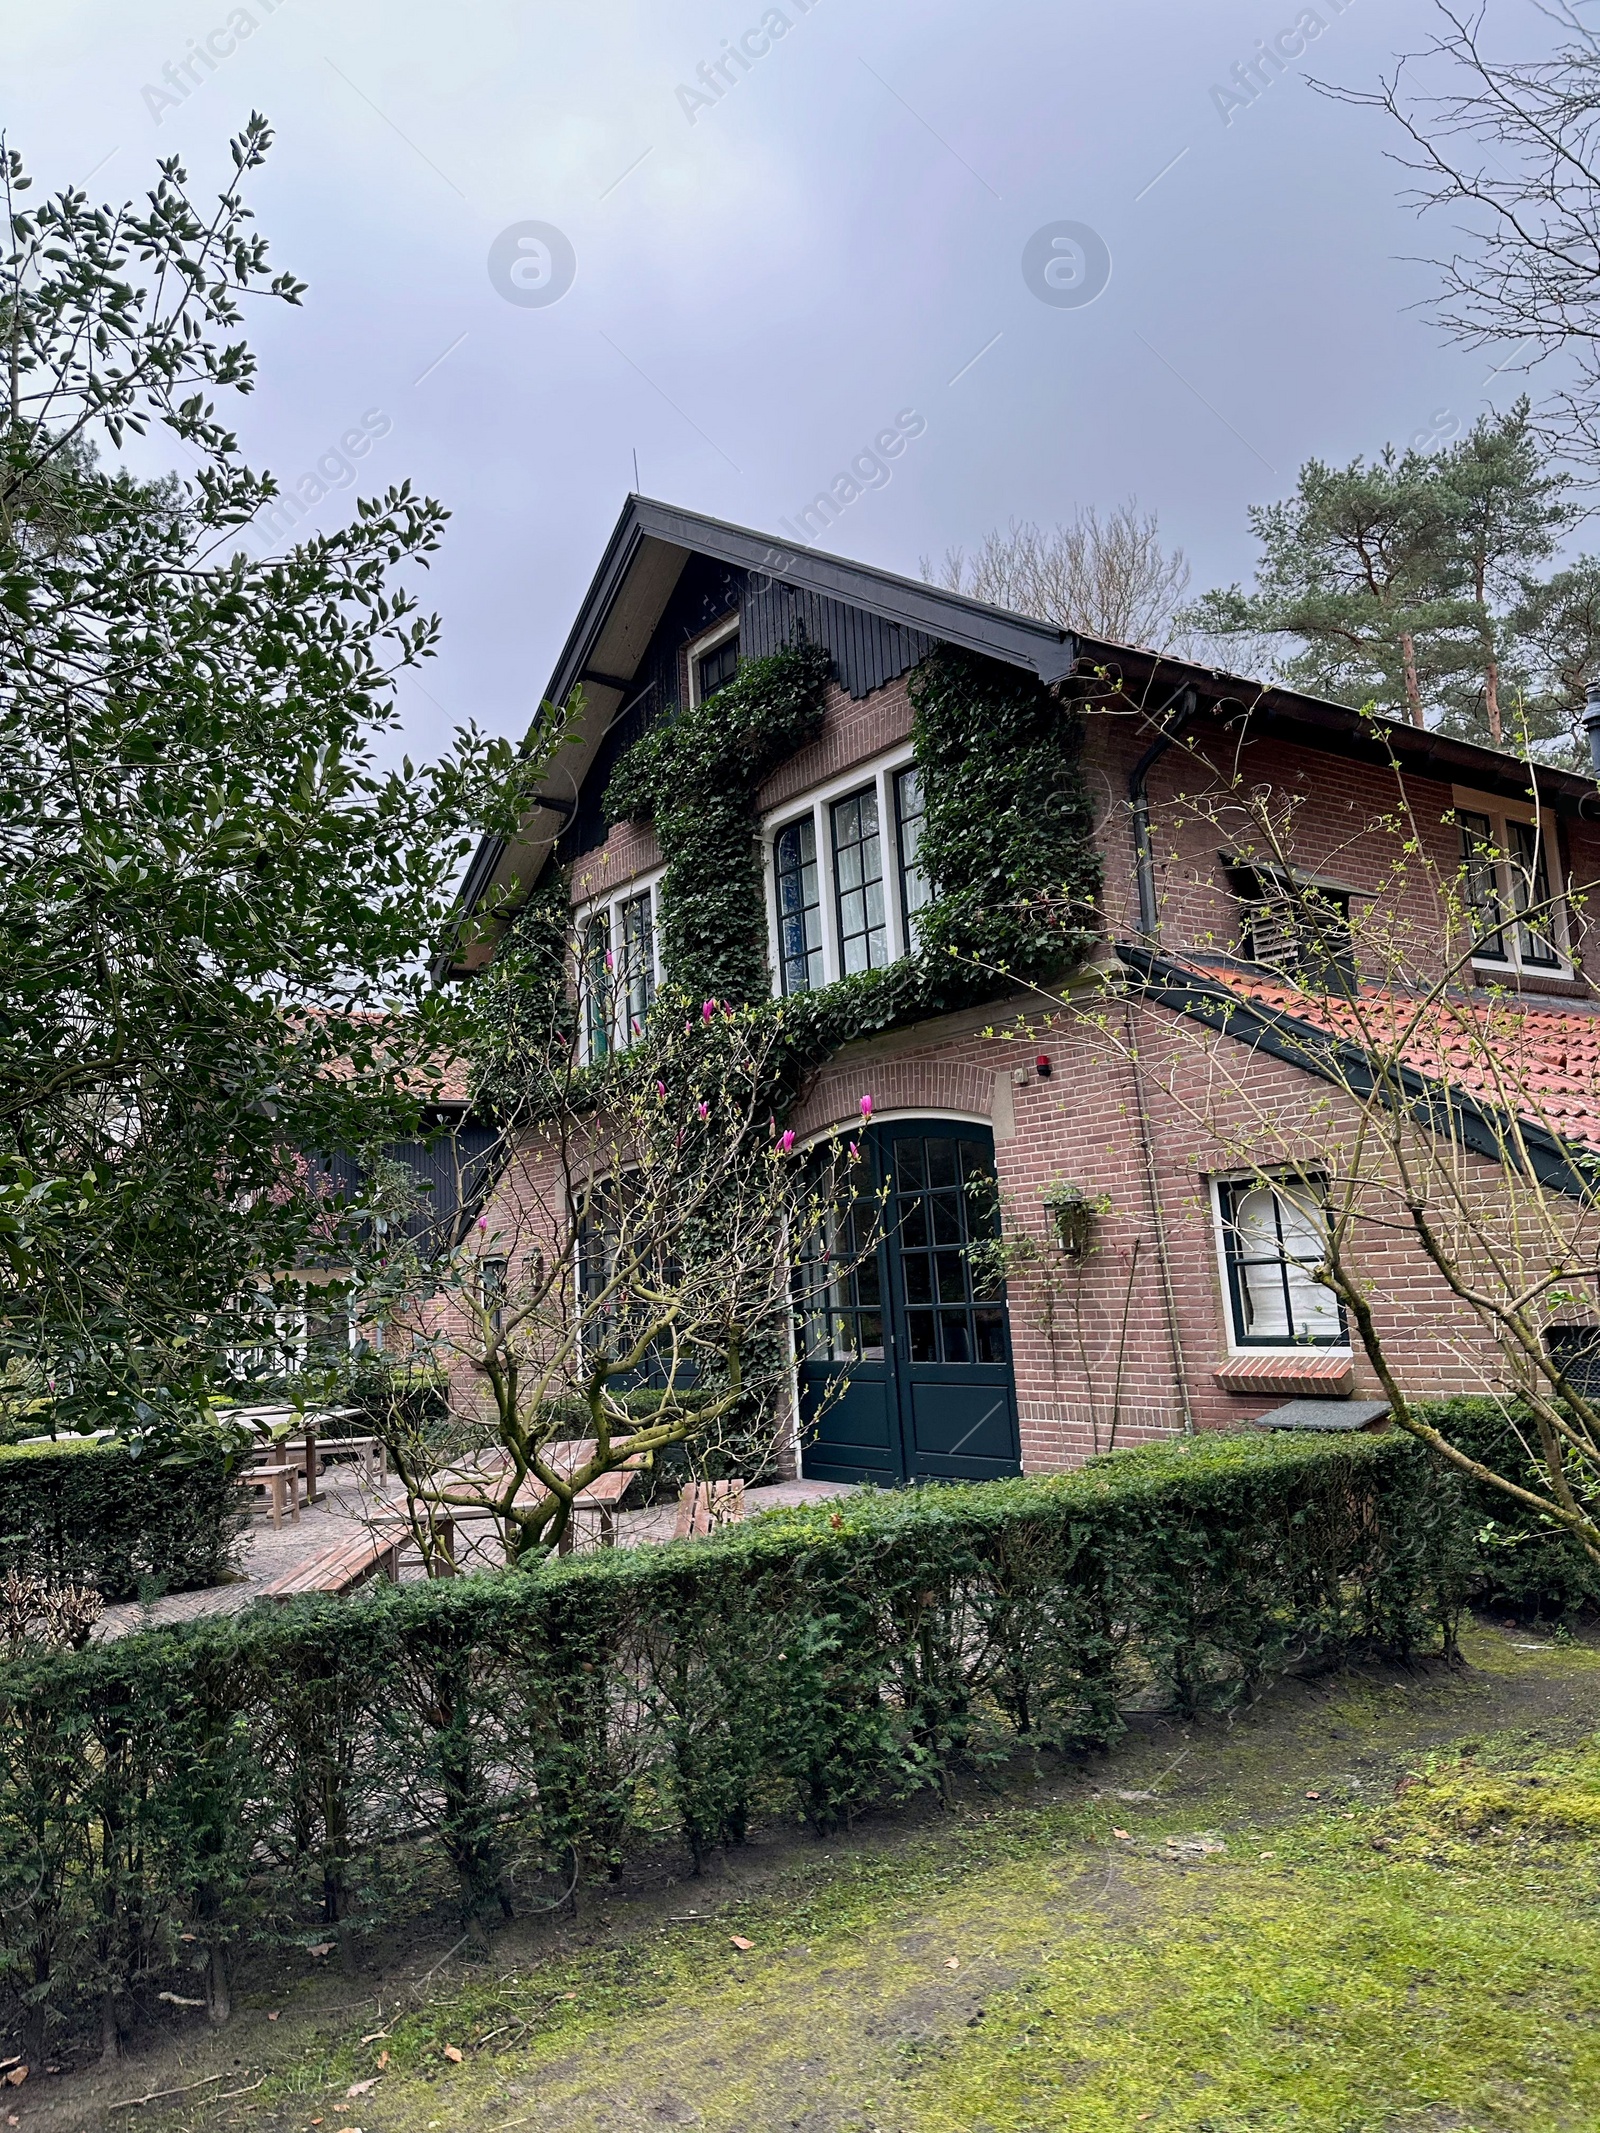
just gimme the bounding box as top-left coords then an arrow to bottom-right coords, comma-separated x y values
1124,997 -> 1195,1438
1129,686 -> 1200,941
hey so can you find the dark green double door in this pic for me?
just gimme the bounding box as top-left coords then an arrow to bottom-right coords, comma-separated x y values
798,1121 -> 1021,1486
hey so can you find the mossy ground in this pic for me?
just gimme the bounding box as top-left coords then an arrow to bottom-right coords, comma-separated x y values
37,1619 -> 1600,2133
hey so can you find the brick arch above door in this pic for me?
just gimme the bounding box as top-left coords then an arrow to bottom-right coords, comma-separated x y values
787,1059 -> 997,1142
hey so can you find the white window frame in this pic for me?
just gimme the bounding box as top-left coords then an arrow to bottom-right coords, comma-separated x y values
761,744 -> 921,997
574,868 -> 665,1064
1451,785 -> 1573,980
686,614 -> 740,707
1209,1171 -> 1350,1358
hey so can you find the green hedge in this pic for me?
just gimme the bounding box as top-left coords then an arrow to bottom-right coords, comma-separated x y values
0,1436 -> 244,1603
1413,1397 -> 1600,1621
0,1430 -> 1467,2052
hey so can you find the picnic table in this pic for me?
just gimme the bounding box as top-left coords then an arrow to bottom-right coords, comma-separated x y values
223,1404 -> 365,1505
425,1438 -> 648,1565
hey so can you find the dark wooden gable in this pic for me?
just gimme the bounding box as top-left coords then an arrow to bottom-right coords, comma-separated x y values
559,551 -> 933,861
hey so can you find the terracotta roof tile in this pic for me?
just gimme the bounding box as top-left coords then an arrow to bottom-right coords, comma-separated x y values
1185,966 -> 1600,1156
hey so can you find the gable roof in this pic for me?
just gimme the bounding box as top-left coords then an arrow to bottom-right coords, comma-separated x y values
435,495 -> 1600,983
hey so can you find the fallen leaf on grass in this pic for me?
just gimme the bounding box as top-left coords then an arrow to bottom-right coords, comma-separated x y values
442,2045 -> 463,2063
3,2068 -> 25,2088
346,2077 -> 380,2097
944,1958 -> 959,1971
267,2010 -> 279,2021
308,1941 -> 335,1958
729,1936 -> 754,1952
1304,1790 -> 1321,1801
377,2050 -> 390,2071
1111,1828 -> 1133,1842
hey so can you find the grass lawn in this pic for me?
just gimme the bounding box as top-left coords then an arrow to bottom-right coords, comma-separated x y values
47,1619 -> 1600,2133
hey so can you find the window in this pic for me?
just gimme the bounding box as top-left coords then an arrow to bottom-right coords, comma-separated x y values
1232,868 -> 1354,984
479,1256 -> 508,1339
895,765 -> 930,948
893,1134 -> 1009,1367
1546,1324 -> 1600,1398
576,881 -> 661,1059
1458,810 -> 1562,972
765,753 -> 930,994
774,816 -> 825,994
694,629 -> 739,702
796,1146 -> 884,1362
582,909 -> 613,1061
830,786 -> 888,974
1215,1176 -> 1344,1349
618,890 -> 656,1038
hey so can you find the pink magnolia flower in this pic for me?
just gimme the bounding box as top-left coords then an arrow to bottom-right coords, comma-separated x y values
848,1140 -> 860,1160
697,1100 -> 710,1120
859,1095 -> 874,1121
701,999 -> 716,1024
478,1218 -> 488,1232
777,1129 -> 796,1154
604,949 -> 615,971
655,1080 -> 667,1100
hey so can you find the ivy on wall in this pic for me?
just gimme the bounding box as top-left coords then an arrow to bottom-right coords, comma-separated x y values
909,644 -> 1102,983
477,636 -> 1104,1121
605,643 -> 832,1004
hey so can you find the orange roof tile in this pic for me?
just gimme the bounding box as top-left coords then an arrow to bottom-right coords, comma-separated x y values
1180,964 -> 1600,1156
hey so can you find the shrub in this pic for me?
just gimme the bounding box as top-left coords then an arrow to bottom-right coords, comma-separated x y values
1414,1396 -> 1600,1621
0,1429 -> 1467,2051
0,1436 -> 244,1603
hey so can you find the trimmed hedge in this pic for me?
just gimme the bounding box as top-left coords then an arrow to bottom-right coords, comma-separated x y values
1414,1397 -> 1600,1621
0,1430 -> 1468,2050
0,1437 -> 243,1602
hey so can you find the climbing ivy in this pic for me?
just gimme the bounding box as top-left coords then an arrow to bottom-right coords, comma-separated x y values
464,864 -> 574,1119
481,637 -> 1103,1121
605,643 -> 832,1004
909,645 -> 1102,983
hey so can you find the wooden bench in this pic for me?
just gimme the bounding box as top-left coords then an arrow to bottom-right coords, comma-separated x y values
258,1526 -> 401,1600
246,1463 -> 301,1529
673,1478 -> 745,1539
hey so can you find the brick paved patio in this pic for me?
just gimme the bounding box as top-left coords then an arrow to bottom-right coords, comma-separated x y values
94,1471 -> 859,1640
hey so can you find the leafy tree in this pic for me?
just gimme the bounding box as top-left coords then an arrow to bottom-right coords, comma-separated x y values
1505,554 -> 1600,766
0,122 -> 527,1435
1431,401 -> 1574,748
1182,446 -> 1464,727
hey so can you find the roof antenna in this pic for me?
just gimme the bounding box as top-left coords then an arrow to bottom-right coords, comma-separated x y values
632,447 -> 640,494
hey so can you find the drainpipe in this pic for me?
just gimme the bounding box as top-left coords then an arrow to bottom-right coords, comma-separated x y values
1585,681 -> 1600,778
1124,998 -> 1195,1438
1129,687 -> 1200,942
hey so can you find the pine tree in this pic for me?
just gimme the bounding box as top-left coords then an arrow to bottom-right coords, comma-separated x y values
1432,401 -> 1575,749
1183,448 -> 1464,726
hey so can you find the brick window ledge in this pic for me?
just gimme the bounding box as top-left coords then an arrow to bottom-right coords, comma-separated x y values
1215,1353 -> 1354,1397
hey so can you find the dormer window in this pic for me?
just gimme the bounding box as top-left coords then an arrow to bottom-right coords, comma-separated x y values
1227,861 -> 1354,985
1458,808 -> 1564,973
690,620 -> 739,704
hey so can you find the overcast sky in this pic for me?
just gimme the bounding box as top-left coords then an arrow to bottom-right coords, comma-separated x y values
3,0 -> 1566,761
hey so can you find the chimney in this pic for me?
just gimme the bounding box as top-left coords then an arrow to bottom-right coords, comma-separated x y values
1586,681 -> 1600,778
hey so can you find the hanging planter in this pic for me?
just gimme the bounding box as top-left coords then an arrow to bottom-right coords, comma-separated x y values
1042,1180 -> 1110,1258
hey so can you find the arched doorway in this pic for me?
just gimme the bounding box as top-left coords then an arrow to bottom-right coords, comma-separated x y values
797,1119 -> 1022,1485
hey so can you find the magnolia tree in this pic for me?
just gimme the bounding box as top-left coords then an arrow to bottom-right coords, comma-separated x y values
1011,716 -> 1600,1569
364,911 -> 876,1563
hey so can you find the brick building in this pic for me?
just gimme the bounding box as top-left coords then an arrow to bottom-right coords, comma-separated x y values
437,497 -> 1600,1482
